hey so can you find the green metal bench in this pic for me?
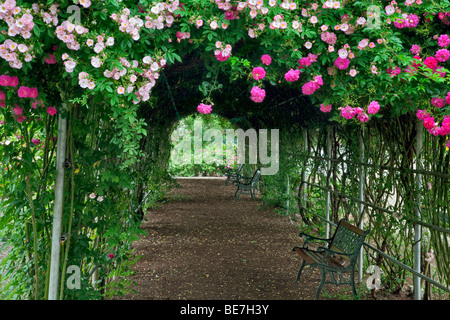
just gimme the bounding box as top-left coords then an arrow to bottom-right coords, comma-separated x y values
225,164 -> 244,186
292,219 -> 369,299
234,169 -> 261,201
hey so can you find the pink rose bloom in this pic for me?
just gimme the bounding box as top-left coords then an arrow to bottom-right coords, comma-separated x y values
9,76 -> 18,87
31,138 -> 41,145
334,57 -> 350,70
406,14 -> 419,28
438,34 -> 450,47
410,44 -> 420,55
431,97 -> 446,108
320,104 -> 332,112
28,87 -> 38,99
393,19 -> 407,29
250,86 -> 266,103
298,57 -> 312,69
423,56 -> 438,70
18,86 -> 30,98
320,31 -> 337,45
301,81 -> 316,95
44,54 -> 56,64
12,105 -> 23,115
252,66 -> 266,80
284,68 -> 300,82
0,90 -> 5,100
367,101 -> 380,114
314,75 -> 323,86
108,253 -> 114,259
435,49 -> 450,62
17,115 -> 26,123
341,106 -> 356,119
197,103 -> 212,114
215,51 -> 230,62
416,110 -> 430,120
357,112 -> 369,122
423,117 -> 435,130
261,54 -> 272,66
47,106 -> 57,116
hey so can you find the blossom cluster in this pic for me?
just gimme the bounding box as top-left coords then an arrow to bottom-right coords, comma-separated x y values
0,74 -> 56,124
340,101 -> 380,123
0,39 -> 32,69
0,0 -> 35,39
302,75 -> 323,95
55,20 -> 89,51
197,103 -> 212,114
111,8 -> 144,40
214,41 -> 232,62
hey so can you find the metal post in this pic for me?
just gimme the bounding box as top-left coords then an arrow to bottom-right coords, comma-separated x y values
414,121 -> 423,300
325,126 -> 332,238
358,127 -> 365,283
286,175 -> 290,215
301,129 -> 307,204
48,104 -> 67,300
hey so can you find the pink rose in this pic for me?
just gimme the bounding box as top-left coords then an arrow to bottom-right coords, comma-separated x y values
12,105 -> 23,115
252,66 -> 266,80
284,69 -> 300,82
423,56 -> 438,70
367,101 -> 380,114
320,104 -> 332,113
438,34 -> 450,47
423,117 -> 435,130
261,54 -> 272,66
47,106 -> 57,116
250,86 -> 266,103
431,98 -> 446,108
197,103 -> 212,114
334,57 -> 350,70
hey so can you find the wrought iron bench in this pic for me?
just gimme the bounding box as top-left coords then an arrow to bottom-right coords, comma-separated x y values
225,164 -> 244,186
292,219 -> 369,299
234,169 -> 261,201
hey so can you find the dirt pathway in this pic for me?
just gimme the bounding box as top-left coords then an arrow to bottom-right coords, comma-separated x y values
121,177 -> 326,300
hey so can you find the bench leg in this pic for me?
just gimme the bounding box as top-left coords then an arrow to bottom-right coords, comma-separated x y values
234,187 -> 240,200
295,260 -> 307,282
315,269 -> 327,300
225,176 -> 230,185
350,269 -> 358,299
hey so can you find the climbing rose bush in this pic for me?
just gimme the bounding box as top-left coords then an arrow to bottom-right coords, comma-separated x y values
0,0 -> 448,144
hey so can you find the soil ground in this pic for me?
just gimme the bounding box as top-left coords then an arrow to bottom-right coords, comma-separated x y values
118,178 -> 411,301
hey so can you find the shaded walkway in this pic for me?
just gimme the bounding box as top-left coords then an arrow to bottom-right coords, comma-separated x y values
123,178 -> 323,300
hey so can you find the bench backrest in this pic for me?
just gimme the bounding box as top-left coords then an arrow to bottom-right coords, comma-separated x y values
250,169 -> 261,187
237,164 -> 244,173
329,219 -> 369,262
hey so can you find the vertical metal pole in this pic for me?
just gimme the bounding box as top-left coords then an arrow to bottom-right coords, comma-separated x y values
301,129 -> 307,204
326,126 -> 332,238
286,175 -> 290,215
414,121 -> 423,300
358,127 -> 365,283
48,104 -> 67,300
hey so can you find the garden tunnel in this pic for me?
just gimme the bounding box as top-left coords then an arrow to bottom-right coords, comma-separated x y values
129,51 -> 450,300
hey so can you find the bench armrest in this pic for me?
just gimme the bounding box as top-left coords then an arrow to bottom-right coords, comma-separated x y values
298,233 -> 332,249
317,246 -> 355,259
